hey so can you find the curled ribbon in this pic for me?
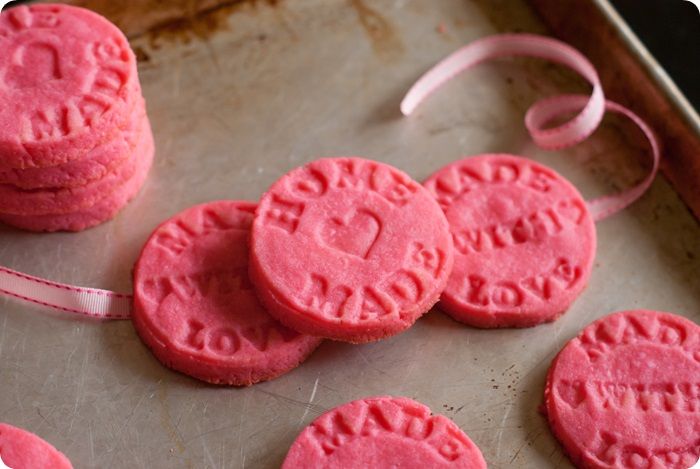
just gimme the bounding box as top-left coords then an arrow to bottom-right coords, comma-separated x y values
401,33 -> 659,222
0,34 -> 659,320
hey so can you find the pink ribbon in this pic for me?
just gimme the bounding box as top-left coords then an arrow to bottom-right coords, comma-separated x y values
0,33 -> 659,320
401,33 -> 659,222
0,266 -> 131,319
525,94 -> 659,221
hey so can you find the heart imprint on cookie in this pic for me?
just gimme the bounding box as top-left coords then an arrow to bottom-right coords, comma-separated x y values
319,209 -> 381,259
7,42 -> 62,89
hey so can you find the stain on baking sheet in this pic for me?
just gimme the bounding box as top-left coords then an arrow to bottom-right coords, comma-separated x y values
144,5 -> 234,48
350,0 -> 404,59
66,0 -> 281,44
158,384 -> 195,468
133,46 -> 151,63
468,0 -> 547,34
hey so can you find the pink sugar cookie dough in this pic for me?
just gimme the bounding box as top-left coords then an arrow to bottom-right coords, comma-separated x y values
282,396 -> 487,468
544,310 -> 700,468
0,4 -> 140,169
0,423 -> 72,469
0,97 -> 146,190
133,201 -> 322,386
250,157 -> 454,343
0,119 -> 153,232
0,116 -> 151,216
423,154 -> 596,328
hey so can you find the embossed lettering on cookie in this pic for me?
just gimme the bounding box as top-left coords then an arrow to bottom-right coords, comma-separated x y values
544,310 -> 700,468
282,396 -> 487,468
424,154 -> 596,328
0,4 -> 140,168
132,201 -> 323,386
250,157 -> 454,344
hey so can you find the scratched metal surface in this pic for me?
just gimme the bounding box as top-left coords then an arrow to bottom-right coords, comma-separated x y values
0,1 -> 699,468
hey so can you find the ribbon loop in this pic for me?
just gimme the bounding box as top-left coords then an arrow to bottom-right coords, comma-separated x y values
401,33 -> 659,222
590,99 -> 659,221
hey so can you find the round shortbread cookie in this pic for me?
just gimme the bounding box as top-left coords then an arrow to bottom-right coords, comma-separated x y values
250,157 -> 454,343
133,201 -> 322,386
282,396 -> 487,468
0,423 -> 72,469
0,114 -> 150,216
0,118 -> 153,232
0,96 -> 146,190
0,4 -> 140,169
544,310 -> 700,468
423,154 -> 596,328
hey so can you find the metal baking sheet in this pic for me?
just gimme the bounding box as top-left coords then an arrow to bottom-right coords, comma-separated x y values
1,1 -> 699,467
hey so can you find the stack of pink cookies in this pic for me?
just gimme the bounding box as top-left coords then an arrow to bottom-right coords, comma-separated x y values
0,4 -> 153,232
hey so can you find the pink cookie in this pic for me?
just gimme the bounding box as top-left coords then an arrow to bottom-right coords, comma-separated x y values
250,157 -> 454,343
133,201 -> 322,386
0,423 -> 72,469
0,115 -> 151,216
0,96 -> 146,190
423,154 -> 596,328
0,4 -> 140,169
282,396 -> 487,468
544,310 -> 700,468
0,119 -> 153,232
